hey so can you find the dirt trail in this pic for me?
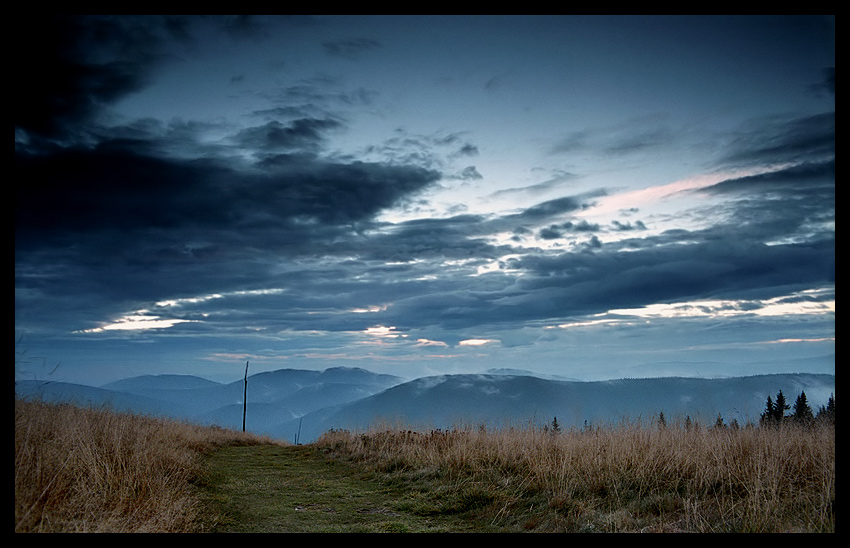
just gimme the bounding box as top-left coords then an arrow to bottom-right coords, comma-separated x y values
200,444 -> 488,533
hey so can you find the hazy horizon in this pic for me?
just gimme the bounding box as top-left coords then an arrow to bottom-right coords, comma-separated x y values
18,358 -> 836,389
16,16 -> 834,387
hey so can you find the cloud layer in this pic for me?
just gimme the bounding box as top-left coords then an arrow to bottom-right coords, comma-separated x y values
15,16 -> 834,383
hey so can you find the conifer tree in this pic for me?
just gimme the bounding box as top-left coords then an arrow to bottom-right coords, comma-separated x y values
792,391 -> 814,424
773,390 -> 790,422
761,395 -> 776,425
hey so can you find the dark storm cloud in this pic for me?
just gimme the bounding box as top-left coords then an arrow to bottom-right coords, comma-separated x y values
14,16 -> 440,248
691,113 -> 835,245
15,140 -> 441,250
14,15 -> 834,353
719,111 -> 834,169
522,237 -> 834,302
538,220 -> 601,240
355,215 -> 504,264
611,220 -> 646,231
14,15 -> 165,142
15,145 -> 226,237
294,160 -> 830,334
16,102 -> 440,327
13,15 -> 325,147
202,152 -> 834,330
360,130 -> 483,174
14,15 -> 448,338
14,149 -> 442,336
373,236 -> 835,332
341,144 -> 833,333
511,195 -> 595,221
359,191 -> 605,261
231,117 -> 344,153
703,159 -> 835,195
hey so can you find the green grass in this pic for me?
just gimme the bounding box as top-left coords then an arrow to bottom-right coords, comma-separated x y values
198,444 -> 511,532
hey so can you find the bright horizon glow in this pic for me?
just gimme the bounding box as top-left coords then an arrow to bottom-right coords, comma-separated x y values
363,326 -> 404,338
76,314 -> 198,333
551,289 -> 834,329
459,339 -> 499,346
577,166 -> 795,220
608,297 -> 834,320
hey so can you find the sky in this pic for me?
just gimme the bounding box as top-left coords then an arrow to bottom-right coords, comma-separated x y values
15,15 -> 834,386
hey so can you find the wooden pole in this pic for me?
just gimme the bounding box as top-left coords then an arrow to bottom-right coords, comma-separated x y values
295,416 -> 303,445
242,361 -> 249,432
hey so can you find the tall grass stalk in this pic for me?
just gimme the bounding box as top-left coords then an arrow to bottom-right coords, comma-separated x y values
316,419 -> 835,532
15,396 -> 279,532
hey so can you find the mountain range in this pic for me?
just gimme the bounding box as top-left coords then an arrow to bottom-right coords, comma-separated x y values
15,366 -> 835,444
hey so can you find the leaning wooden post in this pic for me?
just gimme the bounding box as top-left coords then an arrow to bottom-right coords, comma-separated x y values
242,361 -> 249,432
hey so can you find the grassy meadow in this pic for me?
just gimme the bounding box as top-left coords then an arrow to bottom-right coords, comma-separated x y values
314,418 -> 836,532
14,396 -> 282,532
16,396 -> 834,532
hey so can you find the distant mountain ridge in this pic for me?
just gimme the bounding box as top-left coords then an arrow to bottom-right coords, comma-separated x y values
294,372 -> 835,442
101,374 -> 223,391
16,366 -> 404,437
15,367 -> 834,445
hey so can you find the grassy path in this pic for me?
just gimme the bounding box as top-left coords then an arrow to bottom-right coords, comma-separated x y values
199,444 -> 501,533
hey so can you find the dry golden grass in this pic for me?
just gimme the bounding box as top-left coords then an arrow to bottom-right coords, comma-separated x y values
315,419 -> 836,532
15,395 -> 835,533
15,396 -> 282,533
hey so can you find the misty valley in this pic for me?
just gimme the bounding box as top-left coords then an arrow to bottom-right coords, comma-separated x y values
15,366 -> 835,444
